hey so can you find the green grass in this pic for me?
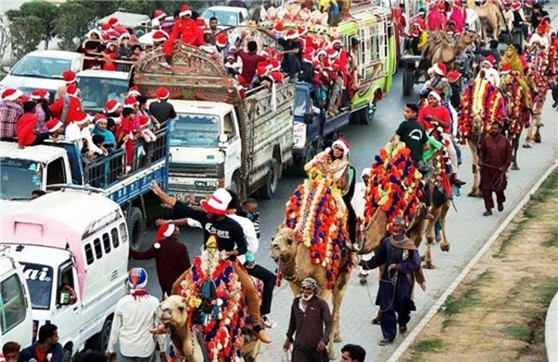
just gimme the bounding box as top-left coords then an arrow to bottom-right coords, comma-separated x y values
533,277 -> 558,305
415,339 -> 445,353
503,325 -> 532,342
443,270 -> 493,316
541,226 -> 558,248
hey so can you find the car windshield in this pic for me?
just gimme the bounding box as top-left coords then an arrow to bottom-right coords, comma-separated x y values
20,263 -> 53,310
294,90 -> 307,117
201,9 -> 239,27
171,114 -> 220,148
0,158 -> 42,200
10,57 -> 71,79
78,76 -> 129,112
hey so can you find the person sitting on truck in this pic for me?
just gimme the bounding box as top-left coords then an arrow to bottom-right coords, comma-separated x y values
117,108 -> 138,171
0,88 -> 24,140
45,118 -> 64,142
2,342 -> 20,362
93,115 -> 116,147
102,42 -> 119,71
279,29 -> 304,82
49,84 -> 83,125
79,29 -> 105,70
65,111 -> 104,158
19,324 -> 63,362
151,183 -> 273,344
235,37 -> 268,84
148,87 -> 176,127
16,100 -> 49,148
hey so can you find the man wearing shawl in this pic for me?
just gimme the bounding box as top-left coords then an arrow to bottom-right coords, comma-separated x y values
360,217 -> 425,345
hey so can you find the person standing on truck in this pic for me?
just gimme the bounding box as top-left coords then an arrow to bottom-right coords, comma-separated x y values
16,100 -> 49,147
49,84 -> 83,125
129,223 -> 191,296
56,70 -> 79,100
0,88 -> 24,140
235,37 -> 268,84
148,87 -> 176,127
106,268 -> 165,362
19,324 -> 64,362
31,89 -> 51,134
151,183 -> 273,344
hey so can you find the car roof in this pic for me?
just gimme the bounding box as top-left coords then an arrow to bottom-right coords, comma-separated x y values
24,50 -> 83,61
77,69 -> 129,80
162,99 -> 234,118
204,6 -> 247,13
98,11 -> 150,28
0,141 -> 67,163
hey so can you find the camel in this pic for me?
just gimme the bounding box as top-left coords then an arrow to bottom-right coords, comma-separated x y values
420,30 -> 479,77
467,0 -> 506,43
269,178 -> 351,359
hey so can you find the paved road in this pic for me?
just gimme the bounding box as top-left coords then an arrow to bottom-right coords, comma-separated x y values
131,9 -> 558,361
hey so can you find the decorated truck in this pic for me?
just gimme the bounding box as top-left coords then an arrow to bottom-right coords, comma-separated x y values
134,36 -> 295,203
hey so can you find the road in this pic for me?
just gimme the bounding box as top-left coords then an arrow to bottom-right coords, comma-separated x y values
131,21 -> 558,362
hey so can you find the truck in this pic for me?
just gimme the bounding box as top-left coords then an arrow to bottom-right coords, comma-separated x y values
1,189 -> 129,360
0,127 -> 170,246
135,35 -> 295,203
77,69 -> 130,114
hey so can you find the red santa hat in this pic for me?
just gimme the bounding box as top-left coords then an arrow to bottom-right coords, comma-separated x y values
237,74 -> 247,88
46,118 -> 63,133
200,189 -> 231,216
432,62 -> 447,76
156,87 -> 170,100
270,71 -> 284,84
537,23 -> 548,34
94,113 -> 108,124
152,30 -> 168,43
107,17 -> 119,27
256,65 -> 269,77
105,99 -> 121,114
500,63 -> 511,75
269,59 -> 281,71
437,2 -> 445,11
31,89 -> 49,101
179,4 -> 192,17
66,84 -> 79,97
524,0 -> 532,7
303,53 -> 313,63
87,29 -> 103,39
118,31 -> 131,41
327,48 -> 339,59
216,33 -> 228,48
196,18 -> 206,27
128,86 -> 141,97
330,37 -> 342,47
332,137 -> 350,155
123,96 -> 138,109
101,23 -> 111,32
298,26 -> 307,37
316,48 -> 327,58
284,29 -> 299,40
274,22 -> 284,33
73,111 -> 92,125
154,223 -> 176,248
153,9 -> 166,21
502,0 -> 511,5
105,30 -> 119,41
139,115 -> 150,126
511,1 -> 521,11
62,69 -> 77,84
447,70 -> 462,83
429,90 -> 442,101
411,29 -> 421,37
483,55 -> 496,67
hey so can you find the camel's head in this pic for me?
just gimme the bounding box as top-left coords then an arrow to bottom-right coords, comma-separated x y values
158,295 -> 189,328
356,210 -> 388,255
269,227 -> 297,261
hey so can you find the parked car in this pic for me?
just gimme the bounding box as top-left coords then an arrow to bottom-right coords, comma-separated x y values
200,6 -> 250,29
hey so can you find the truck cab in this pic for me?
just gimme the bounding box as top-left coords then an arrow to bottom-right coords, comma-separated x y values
77,70 -> 130,114
2,190 -> 129,357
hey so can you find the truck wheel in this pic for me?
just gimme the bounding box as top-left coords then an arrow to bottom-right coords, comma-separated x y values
259,158 -> 279,199
90,315 -> 113,352
403,66 -> 413,96
127,207 -> 144,248
358,101 -> 376,125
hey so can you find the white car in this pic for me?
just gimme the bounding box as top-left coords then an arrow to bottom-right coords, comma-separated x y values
0,50 -> 83,94
201,6 -> 250,29
77,69 -> 130,114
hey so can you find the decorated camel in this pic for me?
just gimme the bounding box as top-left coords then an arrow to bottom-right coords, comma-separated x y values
269,175 -> 351,359
459,78 -> 507,196
466,0 -> 506,43
356,142 -> 452,269
156,237 -> 261,362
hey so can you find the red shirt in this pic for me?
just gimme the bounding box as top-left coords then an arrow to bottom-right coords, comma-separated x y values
238,50 -> 267,84
16,113 -> 38,146
419,105 -> 452,133
49,95 -> 83,125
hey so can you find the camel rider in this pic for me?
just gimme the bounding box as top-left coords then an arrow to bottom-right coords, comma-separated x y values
408,22 -> 428,56
449,0 -> 466,34
150,183 -> 272,344
500,44 -> 525,77
499,64 -> 532,111
501,0 -> 515,34
528,23 -> 550,52
478,55 -> 500,87
421,63 -> 451,101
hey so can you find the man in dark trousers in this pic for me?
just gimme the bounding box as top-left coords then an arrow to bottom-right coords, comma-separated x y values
479,122 -> 512,216
129,223 -> 190,297
283,278 -> 332,362
360,217 -> 425,345
278,29 -> 303,81
148,87 -> 176,127
19,324 -> 63,362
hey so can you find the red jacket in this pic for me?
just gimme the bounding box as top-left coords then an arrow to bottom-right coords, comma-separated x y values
49,95 -> 83,125
16,113 -> 38,146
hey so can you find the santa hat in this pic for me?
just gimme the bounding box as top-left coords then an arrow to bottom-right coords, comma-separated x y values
226,54 -> 236,61
316,48 -> 327,58
87,29 -> 103,39
128,86 -> 141,97
73,111 -> 92,125
269,59 -> 281,71
437,2 -> 445,11
256,65 -> 269,77
179,4 -> 192,17
511,1 -> 521,11
537,23 -> 548,33
447,70 -> 462,83
196,18 -> 206,27
502,0 -> 511,4
432,62 -> 447,76
153,9 -> 166,21
332,137 -> 350,155
483,55 -> 496,67
105,99 -> 120,114
119,31 -> 131,41
216,33 -> 228,48
411,29 -> 420,37
270,71 -> 284,84
107,17 -> 119,27
105,31 -> 118,41
139,115 -> 150,126
284,29 -> 299,40
327,48 -> 339,59
298,26 -> 307,37
500,63 -> 511,75
303,53 -> 313,63
123,96 -> 138,109
200,189 -> 231,216
152,30 -> 168,43
62,70 -> 77,84
101,23 -> 111,32
94,113 -> 108,124
31,89 -> 49,101
330,37 -> 342,47
524,0 -> 532,7
66,84 -> 79,97
46,118 -> 63,133
429,90 -> 442,101
236,74 -> 247,89
274,22 -> 284,33
156,87 -> 170,100
154,223 -> 175,248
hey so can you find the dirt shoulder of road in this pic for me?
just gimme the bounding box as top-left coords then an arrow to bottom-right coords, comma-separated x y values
401,169 -> 558,362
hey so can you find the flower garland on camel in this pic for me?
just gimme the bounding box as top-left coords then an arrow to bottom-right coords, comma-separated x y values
502,79 -> 526,140
363,142 -> 423,234
282,172 -> 348,289
458,78 -> 506,141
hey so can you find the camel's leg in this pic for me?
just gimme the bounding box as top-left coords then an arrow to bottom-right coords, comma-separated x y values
439,202 -> 451,252
511,136 -> 520,170
468,142 -> 482,197
327,270 -> 351,360
423,219 -> 435,269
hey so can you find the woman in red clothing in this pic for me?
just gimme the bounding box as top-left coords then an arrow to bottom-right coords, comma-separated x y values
102,42 -> 119,71
16,101 -> 48,147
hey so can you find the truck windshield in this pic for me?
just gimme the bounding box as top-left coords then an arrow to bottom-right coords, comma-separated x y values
78,76 -> 129,112
10,57 -> 70,79
0,158 -> 42,200
201,9 -> 239,26
294,90 -> 307,117
171,114 -> 220,148
20,263 -> 53,310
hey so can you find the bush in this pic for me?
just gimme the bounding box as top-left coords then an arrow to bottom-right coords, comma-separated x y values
54,2 -> 96,50
9,15 -> 43,60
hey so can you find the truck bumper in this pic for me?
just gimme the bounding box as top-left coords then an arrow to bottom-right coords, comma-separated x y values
168,178 -> 220,205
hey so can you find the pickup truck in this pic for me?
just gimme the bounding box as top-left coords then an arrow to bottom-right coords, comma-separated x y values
77,69 -> 130,114
0,128 -> 170,246
135,33 -> 294,203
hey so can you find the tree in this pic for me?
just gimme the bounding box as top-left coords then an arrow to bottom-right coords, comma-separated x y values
9,15 -> 43,60
0,16 -> 10,63
18,2 -> 59,49
54,1 -> 96,50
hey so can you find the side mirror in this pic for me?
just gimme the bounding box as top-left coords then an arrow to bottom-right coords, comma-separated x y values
218,134 -> 229,149
1,65 -> 10,74
303,113 -> 314,125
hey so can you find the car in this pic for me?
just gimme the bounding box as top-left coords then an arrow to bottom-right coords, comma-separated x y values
76,69 -> 130,114
0,50 -> 83,94
200,6 -> 250,29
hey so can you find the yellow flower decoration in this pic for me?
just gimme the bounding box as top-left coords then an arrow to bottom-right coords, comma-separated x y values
188,296 -> 202,309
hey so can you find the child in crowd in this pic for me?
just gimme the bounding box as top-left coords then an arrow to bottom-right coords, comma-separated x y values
138,115 -> 157,142
102,42 -> 119,71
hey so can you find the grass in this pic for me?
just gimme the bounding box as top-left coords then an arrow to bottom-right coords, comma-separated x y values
503,325 -> 533,342
414,339 -> 445,354
541,226 -> 558,248
442,270 -> 493,316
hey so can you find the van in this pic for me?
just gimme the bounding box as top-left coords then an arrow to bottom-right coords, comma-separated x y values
1,188 -> 129,358
0,251 -> 33,348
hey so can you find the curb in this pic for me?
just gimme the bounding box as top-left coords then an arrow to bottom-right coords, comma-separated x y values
546,292 -> 558,362
387,159 -> 558,362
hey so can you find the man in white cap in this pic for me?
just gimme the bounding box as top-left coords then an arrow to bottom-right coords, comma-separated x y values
107,267 -> 165,362
0,88 -> 24,139
151,182 -> 272,344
